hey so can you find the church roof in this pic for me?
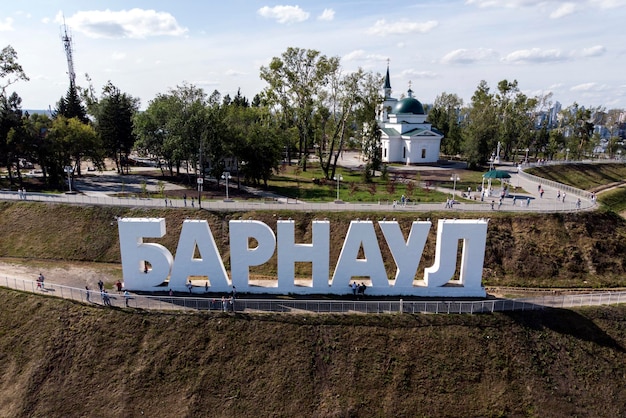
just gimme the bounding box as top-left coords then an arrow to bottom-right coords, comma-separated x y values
384,65 -> 391,89
393,97 -> 425,115
381,127 -> 400,136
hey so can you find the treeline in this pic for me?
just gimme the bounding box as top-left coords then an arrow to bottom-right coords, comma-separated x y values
1,45 -> 624,190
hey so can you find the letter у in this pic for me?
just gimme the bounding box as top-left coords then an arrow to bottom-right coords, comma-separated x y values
118,218 -> 173,291
379,220 -> 431,288
277,219 -> 330,291
424,219 -> 488,291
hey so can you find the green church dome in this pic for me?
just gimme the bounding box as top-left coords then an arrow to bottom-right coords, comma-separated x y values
393,97 -> 425,115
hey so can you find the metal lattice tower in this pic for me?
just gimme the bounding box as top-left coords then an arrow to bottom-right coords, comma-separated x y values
61,19 -> 76,89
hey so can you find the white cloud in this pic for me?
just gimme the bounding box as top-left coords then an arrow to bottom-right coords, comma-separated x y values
589,0 -> 626,9
401,69 -> 438,79
502,48 -> 566,63
111,52 -> 126,60
257,5 -> 309,24
571,82 -> 599,91
59,9 -> 188,39
550,3 -> 577,18
367,19 -> 438,36
318,8 -> 335,21
441,48 -> 498,64
225,69 -> 246,76
343,49 -> 387,62
465,0 -> 547,8
0,17 -> 14,31
581,45 -> 606,57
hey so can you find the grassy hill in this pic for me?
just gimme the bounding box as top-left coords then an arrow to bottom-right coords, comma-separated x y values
1,201 -> 626,288
1,288 -> 625,417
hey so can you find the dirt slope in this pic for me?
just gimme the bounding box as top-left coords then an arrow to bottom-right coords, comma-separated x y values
1,289 -> 625,417
1,201 -> 626,289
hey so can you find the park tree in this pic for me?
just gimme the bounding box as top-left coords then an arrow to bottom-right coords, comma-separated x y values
462,80 -> 498,169
260,47 -> 339,171
557,103 -> 598,159
224,91 -> 286,187
55,84 -> 88,123
0,45 -> 29,185
428,92 -> 464,156
92,82 -> 139,174
134,93 -> 180,175
0,45 -> 29,95
46,116 -> 101,188
0,92 -> 24,184
313,68 -> 381,180
493,79 -> 538,161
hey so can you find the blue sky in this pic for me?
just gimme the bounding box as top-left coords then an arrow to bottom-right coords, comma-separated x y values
1,0 -> 625,111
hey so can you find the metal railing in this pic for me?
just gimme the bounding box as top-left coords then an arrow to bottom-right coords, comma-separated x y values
3,276 -> 626,314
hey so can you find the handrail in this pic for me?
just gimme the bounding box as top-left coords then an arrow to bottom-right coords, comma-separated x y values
2,276 -> 625,315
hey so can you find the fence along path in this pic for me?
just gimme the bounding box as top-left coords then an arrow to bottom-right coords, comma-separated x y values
3,276 -> 626,315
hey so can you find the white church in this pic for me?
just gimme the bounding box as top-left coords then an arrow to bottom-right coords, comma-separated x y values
378,66 -> 443,164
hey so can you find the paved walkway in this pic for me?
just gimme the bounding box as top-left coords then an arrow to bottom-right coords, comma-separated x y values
0,157 -> 597,213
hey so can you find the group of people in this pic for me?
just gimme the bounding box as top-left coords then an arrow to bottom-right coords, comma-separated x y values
82,279 -> 131,307
350,281 -> 368,297
17,188 -> 27,200
36,273 -> 44,290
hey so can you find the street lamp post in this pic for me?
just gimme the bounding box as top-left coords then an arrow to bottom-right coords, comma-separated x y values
333,174 -> 343,201
64,166 -> 74,193
566,148 -> 570,162
221,172 -> 232,201
525,148 -> 529,165
450,174 -> 460,198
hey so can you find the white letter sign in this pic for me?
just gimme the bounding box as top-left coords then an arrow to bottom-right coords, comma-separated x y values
118,217 -> 489,297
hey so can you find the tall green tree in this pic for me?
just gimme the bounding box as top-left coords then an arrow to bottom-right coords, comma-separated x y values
225,99 -> 285,187
260,47 -> 339,171
55,85 -> 88,123
93,82 -> 139,174
462,80 -> 498,169
355,71 -> 384,180
557,103 -> 597,159
0,45 -> 29,95
0,45 -> 29,186
428,92 -> 464,156
493,80 -> 537,161
46,116 -> 101,188
0,92 -> 24,184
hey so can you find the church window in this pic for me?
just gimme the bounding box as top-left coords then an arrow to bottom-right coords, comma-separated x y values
421,148 -> 426,159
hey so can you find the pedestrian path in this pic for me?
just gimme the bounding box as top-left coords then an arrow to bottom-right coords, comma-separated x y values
0,162 -> 597,213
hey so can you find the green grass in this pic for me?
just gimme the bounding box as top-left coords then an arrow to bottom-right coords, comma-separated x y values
527,163 -> 626,191
270,164 -> 475,203
598,186 -> 626,213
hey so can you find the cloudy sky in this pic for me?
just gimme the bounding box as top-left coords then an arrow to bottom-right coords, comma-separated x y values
1,0 -> 625,111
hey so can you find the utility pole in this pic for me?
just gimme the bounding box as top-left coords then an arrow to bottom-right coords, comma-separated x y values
198,142 -> 203,209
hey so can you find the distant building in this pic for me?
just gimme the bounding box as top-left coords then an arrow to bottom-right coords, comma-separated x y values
378,65 -> 443,164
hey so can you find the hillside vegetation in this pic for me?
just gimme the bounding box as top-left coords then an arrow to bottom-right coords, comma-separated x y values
527,162 -> 626,192
1,201 -> 626,288
1,289 -> 625,417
